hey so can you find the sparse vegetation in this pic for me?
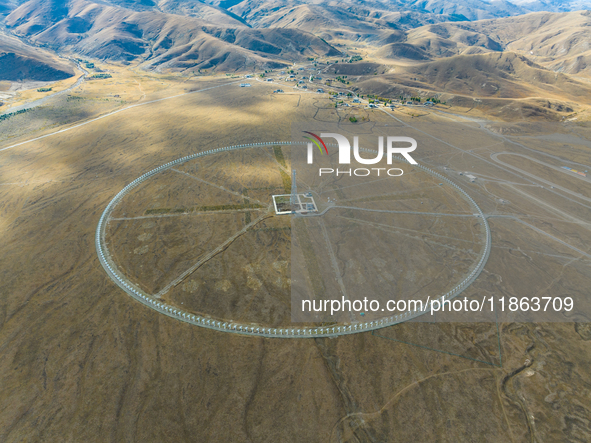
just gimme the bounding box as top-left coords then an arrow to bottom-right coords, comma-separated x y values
2,6 -> 591,443
294,218 -> 325,297
89,74 -> 112,79
279,169 -> 291,193
273,145 -> 286,168
145,203 -> 264,215
251,227 -> 291,232
0,108 -> 31,122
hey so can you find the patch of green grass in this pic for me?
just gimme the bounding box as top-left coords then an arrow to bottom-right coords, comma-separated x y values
273,145 -> 287,168
194,203 -> 264,212
345,191 -> 425,204
145,208 -> 173,214
251,227 -> 291,232
145,203 -> 264,215
294,218 -> 325,298
279,169 -> 292,193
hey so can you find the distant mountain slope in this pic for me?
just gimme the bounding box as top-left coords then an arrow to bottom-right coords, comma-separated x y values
510,0 -> 591,12
206,0 -> 591,29
223,0 -> 471,41
92,0 -> 249,26
372,21 -> 503,61
405,0 -> 527,20
5,0 -> 340,71
406,52 -> 588,100
398,11 -> 591,75
0,32 -> 75,81
355,51 -> 591,102
156,0 -> 249,26
4,1 -> 591,77
461,11 -> 591,75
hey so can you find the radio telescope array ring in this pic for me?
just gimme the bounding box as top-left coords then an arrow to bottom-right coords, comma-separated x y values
96,142 -> 491,338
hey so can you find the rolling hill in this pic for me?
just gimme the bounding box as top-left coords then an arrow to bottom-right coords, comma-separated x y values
354,51 -> 591,100
1,0 -> 591,117
5,0 -> 340,71
401,52 -> 589,100
0,32 -> 75,81
217,0 -> 591,28
379,11 -> 591,75
460,10 -> 591,75
223,0 -> 471,42
352,51 -> 591,120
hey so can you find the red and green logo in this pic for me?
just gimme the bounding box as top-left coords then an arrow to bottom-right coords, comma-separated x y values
303,131 -> 329,155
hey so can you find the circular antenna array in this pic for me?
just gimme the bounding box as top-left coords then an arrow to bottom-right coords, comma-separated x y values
96,142 -> 490,338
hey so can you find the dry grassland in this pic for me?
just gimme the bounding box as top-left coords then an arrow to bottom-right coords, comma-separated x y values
0,69 -> 590,442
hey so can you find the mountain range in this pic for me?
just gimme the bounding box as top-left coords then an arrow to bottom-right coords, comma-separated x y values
0,0 -> 590,113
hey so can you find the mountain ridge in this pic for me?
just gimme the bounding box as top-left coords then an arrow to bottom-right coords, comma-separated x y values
5,0 -> 341,71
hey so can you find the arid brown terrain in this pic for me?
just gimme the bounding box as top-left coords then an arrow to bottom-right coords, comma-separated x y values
0,68 -> 590,441
1,0 -> 591,441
